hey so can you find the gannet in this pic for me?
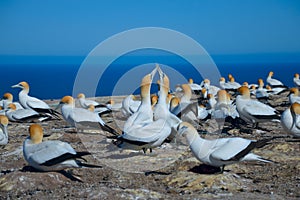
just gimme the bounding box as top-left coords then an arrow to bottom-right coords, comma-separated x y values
188,78 -> 202,95
202,79 -> 220,96
12,81 -> 60,119
123,66 -> 158,132
121,95 -> 141,117
77,93 -> 111,115
0,115 -> 9,145
227,77 -> 241,90
1,93 -> 23,110
177,122 -> 273,172
236,86 -> 280,127
266,71 -> 287,88
5,103 -> 49,122
59,96 -> 118,135
23,124 -> 101,171
106,99 -> 122,111
293,73 -> 300,87
265,85 -> 288,95
281,102 -> 300,137
255,79 -> 269,100
288,88 -> 300,104
212,90 -> 239,123
206,93 -> 217,114
219,77 -> 234,91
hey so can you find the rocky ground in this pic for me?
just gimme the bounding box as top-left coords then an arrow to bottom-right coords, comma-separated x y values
0,93 -> 299,199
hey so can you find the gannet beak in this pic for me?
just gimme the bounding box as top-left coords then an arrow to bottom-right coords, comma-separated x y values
11,84 -> 20,88
55,102 -> 62,110
150,64 -> 158,79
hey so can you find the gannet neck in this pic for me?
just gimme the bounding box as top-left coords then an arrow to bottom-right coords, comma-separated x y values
268,71 -> 274,78
29,124 -> 43,144
60,96 -> 75,106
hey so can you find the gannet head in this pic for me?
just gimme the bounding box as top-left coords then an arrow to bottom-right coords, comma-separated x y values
229,77 -> 235,83
268,71 -> 274,78
207,93 -> 214,100
237,86 -> 250,98
219,77 -> 226,82
188,78 -> 194,84
204,79 -> 210,85
77,93 -> 86,99
243,82 -> 249,87
12,81 -> 30,92
29,124 -> 43,144
217,90 -> 228,103
151,95 -> 158,106
2,93 -> 13,101
0,115 -> 8,128
228,74 -> 233,80
166,94 -> 173,104
294,73 -> 299,79
170,96 -> 180,109
60,96 -> 75,105
87,104 -> 95,112
176,121 -> 195,137
258,79 -> 264,87
181,84 -> 192,94
266,85 -> 272,90
7,103 -> 17,111
140,66 -> 158,97
289,88 -> 299,96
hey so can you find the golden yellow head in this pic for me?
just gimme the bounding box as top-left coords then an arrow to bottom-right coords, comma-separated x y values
77,93 -> 85,99
290,88 -> 299,95
258,79 -> 264,86
294,73 -> 299,79
229,77 -> 235,83
228,74 -> 233,79
219,77 -> 226,82
60,96 -> 74,105
3,93 -> 13,101
0,115 -> 8,126
268,71 -> 274,77
237,86 -> 250,97
204,79 -> 210,84
29,124 -> 43,144
7,103 -> 17,111
12,81 -> 30,91
217,90 -> 228,102
170,97 -> 180,108
243,82 -> 249,87
188,78 -> 193,84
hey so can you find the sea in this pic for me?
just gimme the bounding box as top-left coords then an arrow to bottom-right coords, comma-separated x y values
1,54 -> 299,101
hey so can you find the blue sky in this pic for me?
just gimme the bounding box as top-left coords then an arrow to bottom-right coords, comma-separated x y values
1,0 -> 300,60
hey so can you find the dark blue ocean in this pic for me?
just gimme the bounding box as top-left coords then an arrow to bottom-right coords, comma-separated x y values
1,54 -> 299,101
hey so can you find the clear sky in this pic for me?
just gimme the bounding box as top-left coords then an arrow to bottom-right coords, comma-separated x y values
1,0 -> 300,59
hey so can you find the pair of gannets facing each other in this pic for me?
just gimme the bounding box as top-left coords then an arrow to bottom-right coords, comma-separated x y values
116,65 -> 181,153
281,102 -> 300,137
0,115 -> 9,145
177,122 -> 274,172
12,81 -> 60,119
58,96 -> 118,135
77,93 -> 111,115
23,124 -> 101,172
5,103 -> 49,122
236,86 -> 280,128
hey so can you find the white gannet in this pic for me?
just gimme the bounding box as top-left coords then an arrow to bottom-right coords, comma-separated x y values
202,79 -> 220,96
12,81 -> 60,119
177,122 -> 273,172
265,85 -> 288,96
206,93 -> 217,114
5,103 -> 49,122
288,88 -> 300,104
236,86 -> 280,127
212,90 -> 239,123
77,93 -> 111,115
121,95 -> 141,117
59,96 -> 118,135
123,66 -> 158,132
1,93 -> 23,110
266,71 -> 286,88
281,102 -> 300,137
219,77 -> 234,91
188,78 -> 202,95
293,73 -> 300,87
227,76 -> 241,90
255,79 -> 269,100
0,115 -> 9,145
23,124 -> 101,171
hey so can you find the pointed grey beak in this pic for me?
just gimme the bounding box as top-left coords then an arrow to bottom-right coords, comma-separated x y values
11,84 -> 20,88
